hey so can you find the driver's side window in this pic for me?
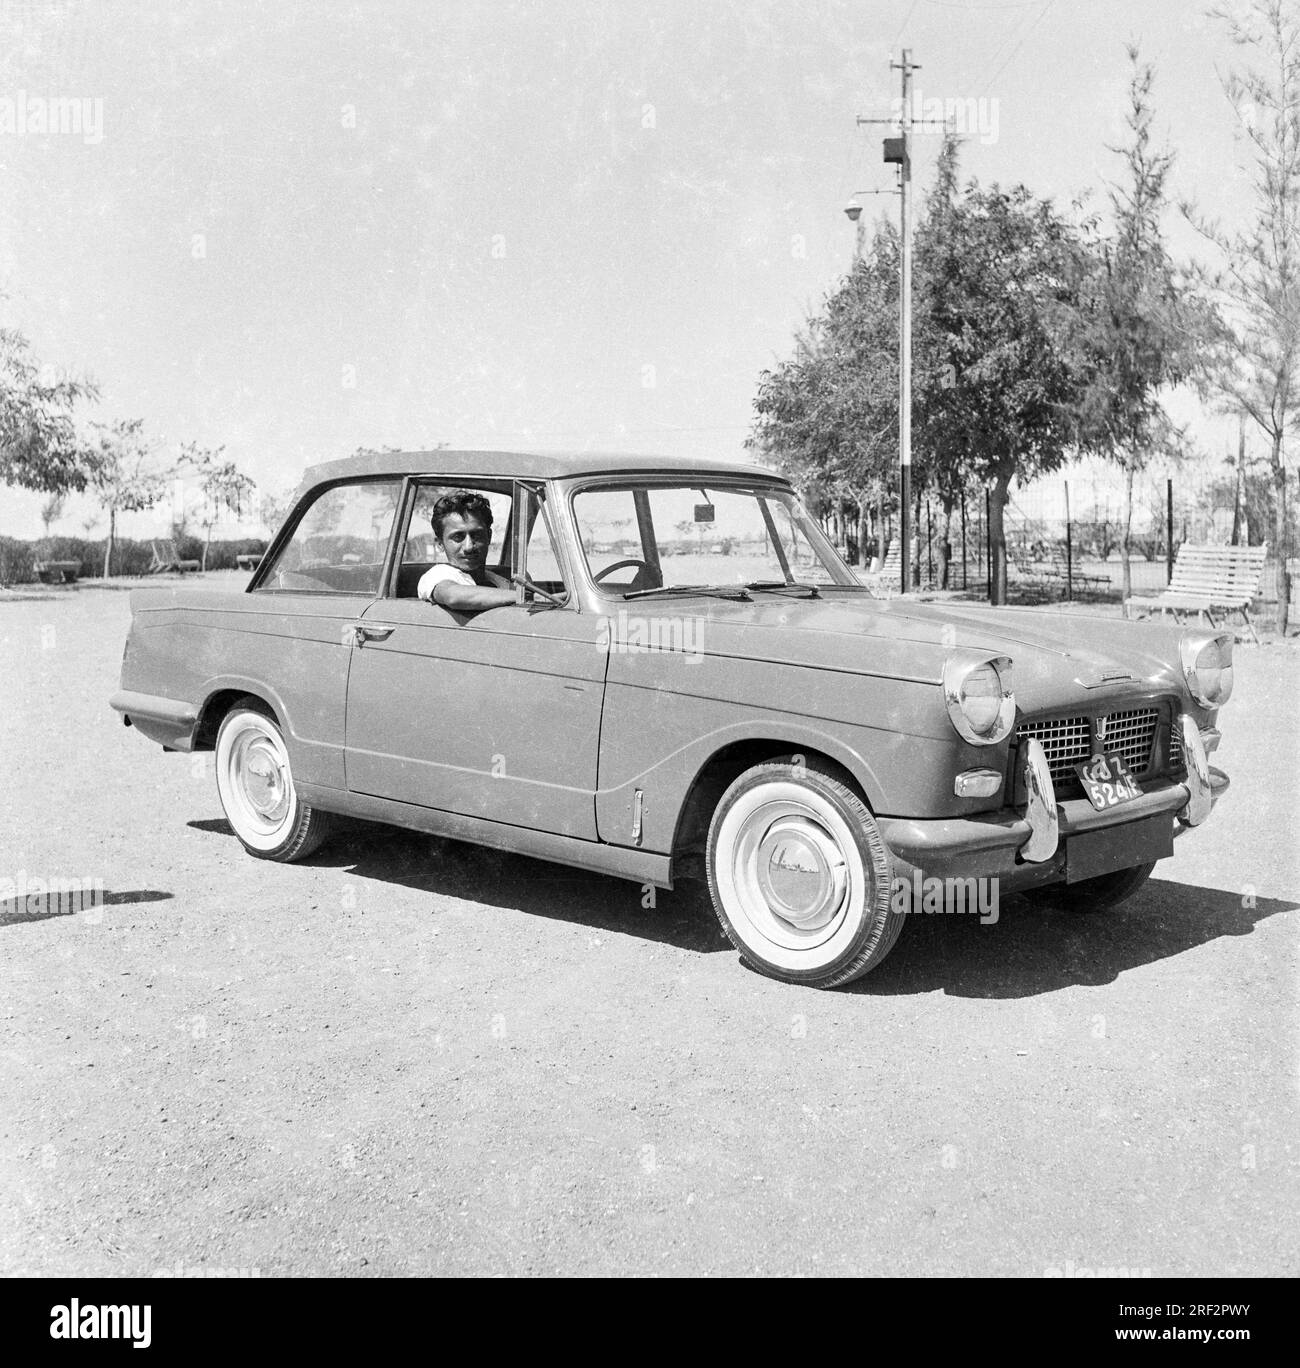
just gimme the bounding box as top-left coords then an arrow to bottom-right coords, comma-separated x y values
393,484 -> 512,599
403,485 -> 511,567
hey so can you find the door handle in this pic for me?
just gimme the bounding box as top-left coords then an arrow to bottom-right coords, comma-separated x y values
348,623 -> 394,647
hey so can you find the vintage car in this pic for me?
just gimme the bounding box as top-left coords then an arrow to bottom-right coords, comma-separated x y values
110,450 -> 1231,987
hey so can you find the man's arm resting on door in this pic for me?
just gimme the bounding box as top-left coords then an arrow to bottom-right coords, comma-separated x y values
432,580 -> 516,611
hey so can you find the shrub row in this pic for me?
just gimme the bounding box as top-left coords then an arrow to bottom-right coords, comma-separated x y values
0,536 -> 268,585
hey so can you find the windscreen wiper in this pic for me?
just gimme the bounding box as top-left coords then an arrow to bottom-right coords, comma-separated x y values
622,584 -> 752,601
743,580 -> 821,599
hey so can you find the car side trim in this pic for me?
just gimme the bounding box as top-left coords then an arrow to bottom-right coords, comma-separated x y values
296,783 -> 675,888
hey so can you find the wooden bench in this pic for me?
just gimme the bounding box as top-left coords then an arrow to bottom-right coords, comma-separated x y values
147,539 -> 201,574
34,559 -> 81,585
1125,542 -> 1267,643
235,553 -> 262,572
862,541 -> 903,593
1007,549 -> 1053,597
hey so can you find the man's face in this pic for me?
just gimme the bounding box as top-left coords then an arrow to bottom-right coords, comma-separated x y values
436,511 -> 492,574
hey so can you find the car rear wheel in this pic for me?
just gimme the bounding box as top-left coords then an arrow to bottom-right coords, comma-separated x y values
705,758 -> 901,987
1031,862 -> 1156,912
214,701 -> 332,861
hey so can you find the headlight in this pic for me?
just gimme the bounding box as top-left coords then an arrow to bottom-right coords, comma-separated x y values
943,652 -> 1016,745
1179,631 -> 1234,708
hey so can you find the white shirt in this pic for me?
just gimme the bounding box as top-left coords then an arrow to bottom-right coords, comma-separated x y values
417,563 -> 509,603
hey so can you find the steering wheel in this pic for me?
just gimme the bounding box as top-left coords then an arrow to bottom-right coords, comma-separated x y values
592,558 -> 658,592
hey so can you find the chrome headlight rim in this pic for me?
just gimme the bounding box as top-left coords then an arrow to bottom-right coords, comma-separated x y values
942,651 -> 1016,746
1179,629 -> 1234,708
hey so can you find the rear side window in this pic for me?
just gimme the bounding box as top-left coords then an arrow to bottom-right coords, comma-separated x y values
257,480 -> 403,595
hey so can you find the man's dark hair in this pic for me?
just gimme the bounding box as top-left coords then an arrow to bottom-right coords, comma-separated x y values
431,489 -> 494,538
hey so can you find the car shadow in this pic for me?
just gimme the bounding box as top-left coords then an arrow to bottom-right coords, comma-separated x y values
846,879 -> 1298,999
0,889 -> 174,929
183,815 -> 1297,990
294,818 -> 730,955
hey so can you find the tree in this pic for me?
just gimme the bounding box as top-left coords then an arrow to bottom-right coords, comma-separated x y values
924,183 -> 1093,603
1206,464 -> 1276,543
191,447 -> 255,571
1074,47 -> 1215,602
1187,0 -> 1300,633
754,153 -> 1093,603
0,324 -> 97,493
85,419 -> 167,577
750,220 -> 905,569
915,132 -> 970,589
259,489 -> 293,536
39,493 -> 65,539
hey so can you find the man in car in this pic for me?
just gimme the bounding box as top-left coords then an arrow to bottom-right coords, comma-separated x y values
417,489 -> 516,612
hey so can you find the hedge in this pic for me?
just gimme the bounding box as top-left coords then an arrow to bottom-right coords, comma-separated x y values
0,536 -> 269,586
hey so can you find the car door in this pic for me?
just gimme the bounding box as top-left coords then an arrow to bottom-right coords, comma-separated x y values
342,480 -> 607,839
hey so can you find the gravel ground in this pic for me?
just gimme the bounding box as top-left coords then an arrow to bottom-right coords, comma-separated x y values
1,587 -> 1297,1277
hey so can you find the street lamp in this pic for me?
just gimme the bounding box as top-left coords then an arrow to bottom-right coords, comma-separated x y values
844,198 -> 864,263
842,189 -> 892,264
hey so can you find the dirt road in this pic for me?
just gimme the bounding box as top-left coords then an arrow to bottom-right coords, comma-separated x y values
2,588 -> 1297,1276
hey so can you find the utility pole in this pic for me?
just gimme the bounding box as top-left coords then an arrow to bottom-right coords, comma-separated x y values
857,50 -> 933,595
894,49 -> 916,595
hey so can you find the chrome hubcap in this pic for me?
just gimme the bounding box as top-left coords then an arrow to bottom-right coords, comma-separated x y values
239,737 -> 289,821
731,798 -> 853,940
754,816 -> 846,930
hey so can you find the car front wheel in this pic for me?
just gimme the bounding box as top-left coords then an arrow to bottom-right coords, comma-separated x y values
214,701 -> 332,861
705,758 -> 901,987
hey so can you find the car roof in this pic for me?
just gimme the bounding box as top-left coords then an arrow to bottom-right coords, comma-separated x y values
296,448 -> 788,492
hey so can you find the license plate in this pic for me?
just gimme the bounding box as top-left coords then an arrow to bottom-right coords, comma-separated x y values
1073,752 -> 1142,811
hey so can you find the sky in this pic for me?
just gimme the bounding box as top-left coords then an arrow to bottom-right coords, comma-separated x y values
0,0 -> 1267,539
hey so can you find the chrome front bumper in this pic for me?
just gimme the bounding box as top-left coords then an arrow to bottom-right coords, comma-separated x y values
1019,714 -> 1220,861
1176,712 -> 1216,827
1020,738 -> 1058,862
877,721 -> 1227,885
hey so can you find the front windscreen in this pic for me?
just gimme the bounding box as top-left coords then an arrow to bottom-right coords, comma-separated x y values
571,482 -> 862,596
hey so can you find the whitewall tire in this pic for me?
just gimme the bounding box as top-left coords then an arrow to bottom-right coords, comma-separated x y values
214,701 -> 332,862
705,758 -> 901,987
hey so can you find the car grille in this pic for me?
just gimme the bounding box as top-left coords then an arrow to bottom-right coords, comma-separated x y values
1097,706 -> 1160,776
1169,716 -> 1184,771
1016,715 -> 1090,787
1015,705 -> 1168,798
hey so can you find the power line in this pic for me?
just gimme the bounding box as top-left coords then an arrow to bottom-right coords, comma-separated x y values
890,0 -> 922,51
978,0 -> 1055,96
972,3 -> 1042,94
